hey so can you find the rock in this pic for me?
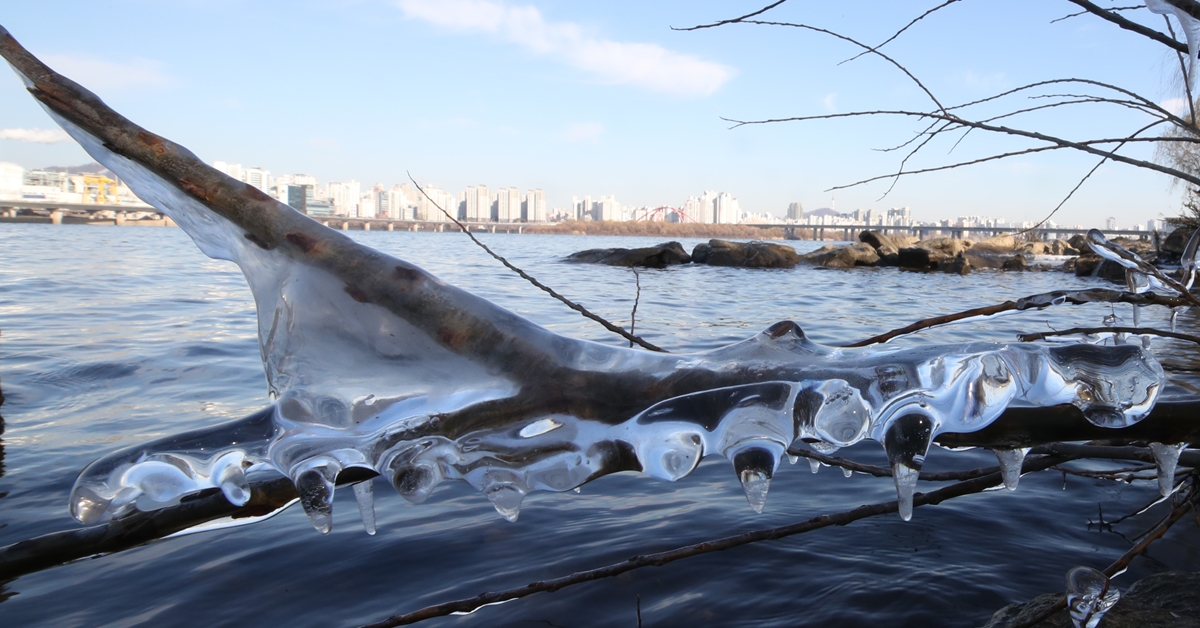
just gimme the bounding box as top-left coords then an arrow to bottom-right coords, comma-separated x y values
801,242 -> 879,268
1049,239 -> 1079,256
897,247 -> 943,271
979,571 -> 1200,628
1074,254 -> 1126,281
692,239 -> 801,268
973,234 -> 1019,253
1068,233 -> 1090,252
1002,255 -> 1028,271
877,252 -> 900,267
939,252 -> 971,275
1022,242 -> 1051,255
859,230 -> 904,256
566,241 -> 691,268
1160,226 -> 1195,263
921,237 -> 972,257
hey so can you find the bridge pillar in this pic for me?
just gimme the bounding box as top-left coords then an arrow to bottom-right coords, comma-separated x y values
490,225 -> 496,233
518,226 -> 523,234
387,222 -> 394,231
341,221 -> 349,230
438,224 -> 444,232
364,222 -> 371,231
50,210 -> 63,225
410,224 -> 417,232
114,212 -> 126,226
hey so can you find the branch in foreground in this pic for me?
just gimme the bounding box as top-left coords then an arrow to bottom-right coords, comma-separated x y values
359,455 -> 1070,628
844,289 -> 1192,348
1005,478 -> 1199,628
1017,325 -> 1200,345
1064,0 -> 1188,53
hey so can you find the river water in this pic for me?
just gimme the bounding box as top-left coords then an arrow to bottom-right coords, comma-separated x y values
0,224 -> 1197,627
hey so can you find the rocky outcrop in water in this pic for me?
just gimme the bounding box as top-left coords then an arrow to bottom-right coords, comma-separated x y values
691,239 -> 801,268
565,241 -> 692,268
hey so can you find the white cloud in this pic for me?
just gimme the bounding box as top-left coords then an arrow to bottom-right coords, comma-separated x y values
823,93 -> 838,113
1160,97 -> 1190,115
44,54 -> 172,90
396,0 -> 733,97
0,127 -> 71,143
560,122 -> 603,142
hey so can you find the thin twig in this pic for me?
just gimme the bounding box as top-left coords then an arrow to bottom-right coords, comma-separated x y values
629,267 -> 642,348
406,173 -> 665,353
671,0 -> 789,31
840,0 -> 962,64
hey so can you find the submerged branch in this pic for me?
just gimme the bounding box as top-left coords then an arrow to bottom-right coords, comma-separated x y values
1018,326 -> 1200,345
845,289 -> 1192,348
360,455 -> 1068,627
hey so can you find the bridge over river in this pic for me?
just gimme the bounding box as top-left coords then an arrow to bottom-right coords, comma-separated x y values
742,222 -> 1156,241
0,198 -> 1155,239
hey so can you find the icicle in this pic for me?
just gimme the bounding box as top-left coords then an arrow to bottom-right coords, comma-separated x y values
1184,226 -> 1200,290
1148,442 -> 1186,497
883,413 -> 933,521
352,480 -> 376,535
1171,308 -> 1180,332
841,466 -> 853,478
733,448 -> 776,513
1066,566 -> 1120,628
294,463 -> 339,534
807,458 -> 822,474
484,484 -> 526,522
992,448 -> 1029,491
786,454 -> 799,465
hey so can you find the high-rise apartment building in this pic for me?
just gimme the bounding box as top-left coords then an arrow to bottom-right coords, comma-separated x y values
787,201 -> 804,220
524,189 -> 546,222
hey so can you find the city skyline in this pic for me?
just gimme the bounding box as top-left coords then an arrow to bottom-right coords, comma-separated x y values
0,2 -> 1190,230
0,156 -> 1167,232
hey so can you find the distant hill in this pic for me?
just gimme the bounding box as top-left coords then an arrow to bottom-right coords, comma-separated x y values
38,162 -> 115,177
804,207 -> 841,218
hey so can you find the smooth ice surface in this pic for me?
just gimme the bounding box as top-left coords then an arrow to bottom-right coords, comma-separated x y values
1,38 -> 1169,532
1065,566 -> 1120,628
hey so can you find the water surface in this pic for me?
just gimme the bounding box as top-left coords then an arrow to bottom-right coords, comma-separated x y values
1,224 -> 1197,627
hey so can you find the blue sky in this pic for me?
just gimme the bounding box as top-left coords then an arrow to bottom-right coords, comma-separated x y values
0,0 -> 1191,227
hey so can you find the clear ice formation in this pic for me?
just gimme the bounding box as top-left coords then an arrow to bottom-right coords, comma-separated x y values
1147,0 -> 1200,90
0,27 -> 1170,533
1065,566 -> 1120,628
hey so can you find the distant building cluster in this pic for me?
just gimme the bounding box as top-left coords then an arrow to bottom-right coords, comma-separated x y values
1,158 -> 1174,233
0,162 -> 147,207
211,161 -> 755,224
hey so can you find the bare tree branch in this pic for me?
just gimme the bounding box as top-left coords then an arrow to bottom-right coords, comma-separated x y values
1063,0 -> 1188,52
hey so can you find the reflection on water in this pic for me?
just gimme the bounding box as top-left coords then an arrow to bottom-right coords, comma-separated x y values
0,224 -> 1197,627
